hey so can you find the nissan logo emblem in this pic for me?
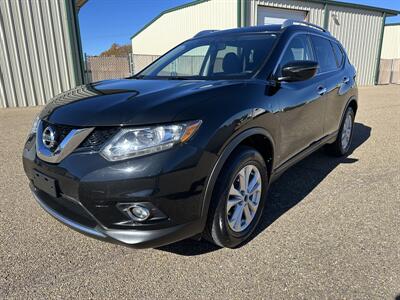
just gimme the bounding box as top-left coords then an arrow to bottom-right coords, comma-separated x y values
42,126 -> 57,149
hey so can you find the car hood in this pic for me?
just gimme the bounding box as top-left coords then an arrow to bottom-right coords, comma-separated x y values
40,79 -> 240,127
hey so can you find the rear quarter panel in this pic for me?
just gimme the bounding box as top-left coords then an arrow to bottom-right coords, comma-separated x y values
324,59 -> 358,135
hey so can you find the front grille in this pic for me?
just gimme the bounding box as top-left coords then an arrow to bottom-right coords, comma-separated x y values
40,120 -> 118,153
78,128 -> 119,151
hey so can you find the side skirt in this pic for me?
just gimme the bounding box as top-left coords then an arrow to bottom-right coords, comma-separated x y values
270,131 -> 338,183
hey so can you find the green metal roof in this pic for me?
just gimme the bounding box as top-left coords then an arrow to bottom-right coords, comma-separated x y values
75,0 -> 88,12
385,22 -> 400,26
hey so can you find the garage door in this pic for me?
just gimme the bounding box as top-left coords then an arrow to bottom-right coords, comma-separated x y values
257,6 -> 307,25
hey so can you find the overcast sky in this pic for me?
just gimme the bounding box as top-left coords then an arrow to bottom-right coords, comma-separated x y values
79,0 -> 400,55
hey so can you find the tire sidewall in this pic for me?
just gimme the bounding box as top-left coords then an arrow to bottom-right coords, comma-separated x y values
210,147 -> 269,248
339,107 -> 355,154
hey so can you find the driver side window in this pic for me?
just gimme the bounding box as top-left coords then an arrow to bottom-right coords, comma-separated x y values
279,35 -> 315,75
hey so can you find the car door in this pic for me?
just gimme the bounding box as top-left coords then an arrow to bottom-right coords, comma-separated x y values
320,39 -> 353,135
275,34 -> 326,165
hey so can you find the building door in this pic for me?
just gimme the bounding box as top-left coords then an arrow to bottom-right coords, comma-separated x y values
257,6 -> 307,25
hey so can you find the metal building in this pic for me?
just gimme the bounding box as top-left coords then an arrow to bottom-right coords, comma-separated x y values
378,23 -> 400,85
131,0 -> 399,86
381,23 -> 400,59
0,0 -> 86,108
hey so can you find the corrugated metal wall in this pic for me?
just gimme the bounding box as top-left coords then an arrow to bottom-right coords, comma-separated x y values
327,5 -> 384,86
381,24 -> 400,59
248,0 -> 385,85
132,0 -> 238,56
0,0 -> 83,108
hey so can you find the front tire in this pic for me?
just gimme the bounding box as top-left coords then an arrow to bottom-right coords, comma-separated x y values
326,106 -> 355,156
204,146 -> 269,248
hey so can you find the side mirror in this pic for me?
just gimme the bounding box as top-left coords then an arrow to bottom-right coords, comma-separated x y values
278,61 -> 319,82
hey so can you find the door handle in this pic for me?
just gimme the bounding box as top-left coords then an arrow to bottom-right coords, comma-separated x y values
343,77 -> 350,84
317,86 -> 327,96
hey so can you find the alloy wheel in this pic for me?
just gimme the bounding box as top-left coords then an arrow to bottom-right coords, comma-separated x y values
341,113 -> 353,150
226,164 -> 262,233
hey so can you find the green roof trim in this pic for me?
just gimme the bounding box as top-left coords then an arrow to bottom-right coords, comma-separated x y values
323,2 -> 329,30
237,0 -> 242,27
237,0 -> 246,27
130,0 -> 210,40
306,0 -> 399,16
385,22 -> 400,26
243,0 -> 247,26
67,0 -> 85,85
375,12 -> 386,85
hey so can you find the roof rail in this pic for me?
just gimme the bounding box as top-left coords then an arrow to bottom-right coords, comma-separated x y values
281,20 -> 329,34
193,30 -> 219,38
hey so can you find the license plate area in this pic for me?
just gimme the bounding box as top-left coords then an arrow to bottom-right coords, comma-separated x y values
32,170 -> 59,198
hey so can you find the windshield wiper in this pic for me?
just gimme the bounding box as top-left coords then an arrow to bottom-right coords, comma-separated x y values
131,74 -> 145,79
167,76 -> 191,80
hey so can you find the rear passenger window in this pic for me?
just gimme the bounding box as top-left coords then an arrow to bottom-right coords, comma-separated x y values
310,35 -> 338,73
331,42 -> 344,67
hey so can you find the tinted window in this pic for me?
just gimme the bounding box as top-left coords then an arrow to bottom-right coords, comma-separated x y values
280,35 -> 315,71
310,35 -> 337,73
331,41 -> 344,67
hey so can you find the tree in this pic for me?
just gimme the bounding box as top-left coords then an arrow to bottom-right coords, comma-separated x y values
100,43 -> 132,57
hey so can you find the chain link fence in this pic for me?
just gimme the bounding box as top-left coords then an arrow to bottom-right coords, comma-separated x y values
378,59 -> 400,85
84,55 -> 131,82
130,54 -> 160,74
84,54 -> 160,83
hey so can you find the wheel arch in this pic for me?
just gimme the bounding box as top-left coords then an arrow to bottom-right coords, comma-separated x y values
347,97 -> 358,115
340,96 -> 358,119
338,95 -> 358,130
199,127 -> 276,229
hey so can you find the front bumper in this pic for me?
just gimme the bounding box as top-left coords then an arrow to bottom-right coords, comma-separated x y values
31,185 -> 202,248
24,135 -> 217,248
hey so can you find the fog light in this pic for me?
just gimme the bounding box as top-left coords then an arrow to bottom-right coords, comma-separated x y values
130,205 -> 150,221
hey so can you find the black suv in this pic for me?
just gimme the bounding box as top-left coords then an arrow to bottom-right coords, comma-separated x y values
23,21 -> 357,248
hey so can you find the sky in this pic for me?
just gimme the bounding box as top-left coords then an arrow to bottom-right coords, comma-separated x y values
79,0 -> 400,56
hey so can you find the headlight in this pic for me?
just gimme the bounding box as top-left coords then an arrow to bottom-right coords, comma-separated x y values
100,120 -> 202,161
29,115 -> 40,136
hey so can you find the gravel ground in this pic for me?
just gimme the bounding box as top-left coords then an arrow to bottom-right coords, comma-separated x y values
0,85 -> 399,299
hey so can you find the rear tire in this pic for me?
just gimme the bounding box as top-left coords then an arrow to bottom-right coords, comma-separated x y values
326,107 -> 355,156
204,146 -> 269,248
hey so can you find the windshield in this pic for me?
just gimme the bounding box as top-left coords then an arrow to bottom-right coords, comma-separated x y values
135,34 -> 277,80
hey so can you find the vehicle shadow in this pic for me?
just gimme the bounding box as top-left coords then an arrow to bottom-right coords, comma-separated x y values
157,122 -> 371,256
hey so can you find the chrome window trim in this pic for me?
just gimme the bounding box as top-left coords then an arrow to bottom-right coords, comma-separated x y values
36,120 -> 94,163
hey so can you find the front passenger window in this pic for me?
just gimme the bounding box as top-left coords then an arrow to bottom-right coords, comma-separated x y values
279,35 -> 315,75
